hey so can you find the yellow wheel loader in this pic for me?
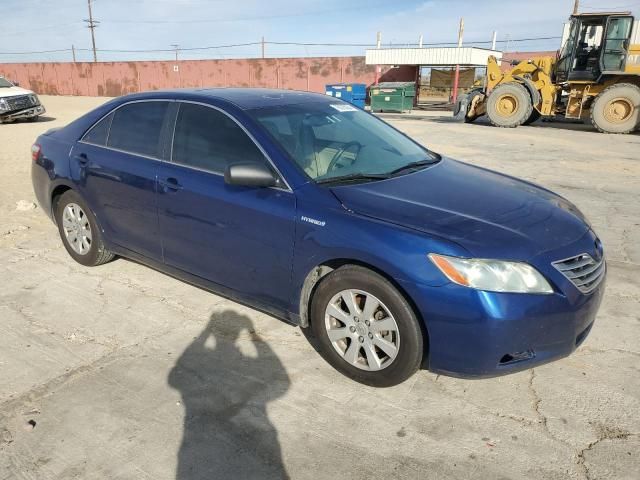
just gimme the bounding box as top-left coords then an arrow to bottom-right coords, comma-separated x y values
455,10 -> 640,134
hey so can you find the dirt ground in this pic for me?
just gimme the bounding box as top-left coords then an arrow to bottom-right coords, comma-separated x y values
1,95 -> 639,480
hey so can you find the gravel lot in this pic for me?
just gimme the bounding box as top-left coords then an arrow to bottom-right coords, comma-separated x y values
1,95 -> 639,480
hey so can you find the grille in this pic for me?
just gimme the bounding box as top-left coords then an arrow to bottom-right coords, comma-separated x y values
552,253 -> 605,294
5,95 -> 34,111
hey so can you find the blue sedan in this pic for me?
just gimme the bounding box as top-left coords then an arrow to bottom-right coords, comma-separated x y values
31,89 -> 605,387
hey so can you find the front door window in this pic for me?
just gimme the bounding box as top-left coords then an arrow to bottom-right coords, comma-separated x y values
602,16 -> 633,71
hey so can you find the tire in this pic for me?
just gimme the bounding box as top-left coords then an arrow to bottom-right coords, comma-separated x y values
54,190 -> 115,267
523,109 -> 541,125
486,82 -> 533,128
590,83 -> 640,134
453,89 -> 483,123
453,94 -> 471,122
310,265 -> 424,387
465,89 -> 485,123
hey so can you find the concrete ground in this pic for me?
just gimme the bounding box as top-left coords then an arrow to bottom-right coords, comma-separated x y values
1,95 -> 638,480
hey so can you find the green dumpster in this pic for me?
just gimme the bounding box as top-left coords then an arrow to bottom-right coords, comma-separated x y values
370,82 -> 415,113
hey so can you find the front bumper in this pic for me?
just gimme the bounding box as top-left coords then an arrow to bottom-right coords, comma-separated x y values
0,104 -> 45,122
404,279 -> 604,378
402,232 -> 606,378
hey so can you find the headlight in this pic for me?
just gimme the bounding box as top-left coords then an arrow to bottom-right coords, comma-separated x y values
0,98 -> 7,111
429,253 -> 553,294
29,94 -> 38,105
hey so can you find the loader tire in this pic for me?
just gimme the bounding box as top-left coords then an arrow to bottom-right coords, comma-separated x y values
453,94 -> 470,122
453,89 -> 483,123
486,83 -> 533,128
523,109 -> 541,125
590,83 -> 640,134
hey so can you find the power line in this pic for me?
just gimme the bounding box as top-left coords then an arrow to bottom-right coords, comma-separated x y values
0,48 -> 74,55
76,42 -> 262,53
0,36 -> 563,57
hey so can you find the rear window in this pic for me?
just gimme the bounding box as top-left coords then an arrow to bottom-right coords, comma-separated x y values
82,112 -> 113,146
107,102 -> 169,158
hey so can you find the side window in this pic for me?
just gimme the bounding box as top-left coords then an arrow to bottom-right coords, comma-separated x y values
602,16 -> 633,71
107,101 -> 169,157
172,103 -> 267,174
82,112 -> 113,146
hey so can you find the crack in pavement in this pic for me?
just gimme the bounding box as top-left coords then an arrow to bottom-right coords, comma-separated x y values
529,369 -> 550,433
0,334 -> 179,451
530,367 -> 640,480
576,428 -> 639,480
428,375 -> 539,429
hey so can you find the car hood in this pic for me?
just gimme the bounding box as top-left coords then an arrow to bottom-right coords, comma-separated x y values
330,158 -> 589,260
0,86 -> 34,98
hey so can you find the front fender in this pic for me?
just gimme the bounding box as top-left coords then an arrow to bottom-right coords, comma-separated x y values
289,203 -> 469,318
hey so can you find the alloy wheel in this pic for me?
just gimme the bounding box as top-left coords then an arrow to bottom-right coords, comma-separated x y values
62,202 -> 92,255
324,289 -> 400,371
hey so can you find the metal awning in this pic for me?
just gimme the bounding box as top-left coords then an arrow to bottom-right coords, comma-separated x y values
365,47 -> 502,66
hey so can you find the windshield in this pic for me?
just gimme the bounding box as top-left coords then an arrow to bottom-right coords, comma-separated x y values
559,19 -> 579,60
0,77 -> 14,88
248,102 -> 437,183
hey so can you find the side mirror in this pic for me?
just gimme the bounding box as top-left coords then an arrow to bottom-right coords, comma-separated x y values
13,81 -> 19,87
224,162 -> 279,188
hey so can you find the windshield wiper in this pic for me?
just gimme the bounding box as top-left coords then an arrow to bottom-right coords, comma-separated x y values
387,158 -> 438,177
316,172 -> 389,185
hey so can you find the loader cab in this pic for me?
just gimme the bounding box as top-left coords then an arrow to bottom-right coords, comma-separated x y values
555,12 -> 634,83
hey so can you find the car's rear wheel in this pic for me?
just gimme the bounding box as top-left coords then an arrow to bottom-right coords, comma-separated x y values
54,190 -> 114,266
310,265 -> 424,387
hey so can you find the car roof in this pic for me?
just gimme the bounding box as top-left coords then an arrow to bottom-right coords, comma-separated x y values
125,88 -> 337,110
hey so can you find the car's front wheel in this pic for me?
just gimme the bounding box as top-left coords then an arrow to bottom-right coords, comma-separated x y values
54,190 -> 114,267
310,265 -> 424,387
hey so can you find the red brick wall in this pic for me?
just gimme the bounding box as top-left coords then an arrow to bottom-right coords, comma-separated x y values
0,57 -> 417,97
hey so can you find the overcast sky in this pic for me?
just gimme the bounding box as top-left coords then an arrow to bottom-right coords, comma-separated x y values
0,0 -> 625,63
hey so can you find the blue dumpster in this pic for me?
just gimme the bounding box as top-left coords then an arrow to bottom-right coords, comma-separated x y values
325,83 -> 366,108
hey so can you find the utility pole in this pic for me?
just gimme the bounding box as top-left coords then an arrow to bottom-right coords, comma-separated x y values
573,0 -> 579,14
451,17 -> 464,104
491,31 -> 497,50
261,37 -> 265,58
375,32 -> 382,85
171,44 -> 180,62
84,0 -> 99,62
418,34 -> 423,48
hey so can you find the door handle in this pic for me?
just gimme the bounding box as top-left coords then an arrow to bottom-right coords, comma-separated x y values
73,153 -> 89,165
160,177 -> 183,191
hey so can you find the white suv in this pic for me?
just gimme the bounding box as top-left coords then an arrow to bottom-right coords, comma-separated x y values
0,76 -> 45,123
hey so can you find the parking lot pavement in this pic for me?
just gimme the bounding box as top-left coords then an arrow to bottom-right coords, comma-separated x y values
1,95 -> 638,479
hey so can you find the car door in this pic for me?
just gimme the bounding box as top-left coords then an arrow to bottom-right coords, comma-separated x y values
72,100 -> 171,261
157,102 -> 296,310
